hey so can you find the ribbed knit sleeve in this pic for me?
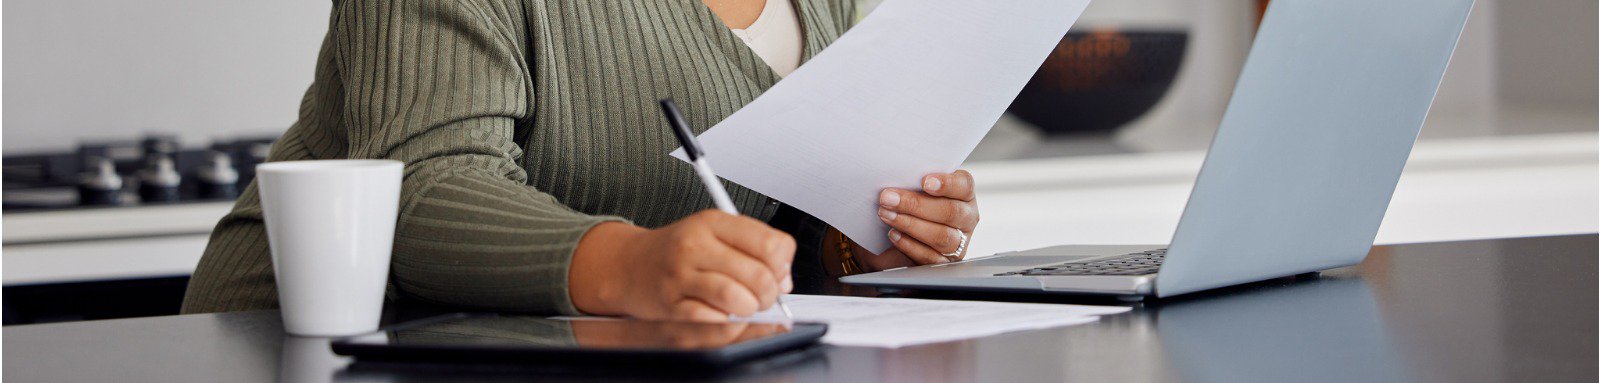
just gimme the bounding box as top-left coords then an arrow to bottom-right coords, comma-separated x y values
333,0 -> 621,315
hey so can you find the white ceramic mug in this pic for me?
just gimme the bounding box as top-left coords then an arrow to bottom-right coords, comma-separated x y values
257,159 -> 403,336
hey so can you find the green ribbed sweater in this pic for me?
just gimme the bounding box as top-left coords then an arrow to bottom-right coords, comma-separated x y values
181,0 -> 855,315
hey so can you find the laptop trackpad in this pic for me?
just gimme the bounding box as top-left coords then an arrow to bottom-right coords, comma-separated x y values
966,255 -> 1094,267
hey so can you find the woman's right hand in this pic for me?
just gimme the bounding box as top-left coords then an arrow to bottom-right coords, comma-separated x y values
569,210 -> 795,322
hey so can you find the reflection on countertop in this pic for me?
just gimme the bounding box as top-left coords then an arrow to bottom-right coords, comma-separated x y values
3,235 -> 1593,383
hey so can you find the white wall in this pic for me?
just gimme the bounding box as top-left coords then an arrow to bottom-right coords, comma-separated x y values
5,0 -> 1591,154
1496,0 -> 1598,109
2,1 -> 331,153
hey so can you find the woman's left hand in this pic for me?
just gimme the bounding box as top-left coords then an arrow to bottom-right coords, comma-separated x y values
871,170 -> 980,266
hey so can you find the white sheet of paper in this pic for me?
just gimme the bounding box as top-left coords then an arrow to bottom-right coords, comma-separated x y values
672,0 -> 1091,252
747,294 -> 1129,348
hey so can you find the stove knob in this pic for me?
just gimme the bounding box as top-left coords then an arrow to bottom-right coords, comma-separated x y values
138,155 -> 183,203
141,135 -> 179,162
235,141 -> 272,184
77,157 -> 124,206
197,151 -> 240,199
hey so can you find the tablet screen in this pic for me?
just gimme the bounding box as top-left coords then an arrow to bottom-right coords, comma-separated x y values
342,314 -> 801,351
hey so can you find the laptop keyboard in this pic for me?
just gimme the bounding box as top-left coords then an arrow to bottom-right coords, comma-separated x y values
994,249 -> 1166,277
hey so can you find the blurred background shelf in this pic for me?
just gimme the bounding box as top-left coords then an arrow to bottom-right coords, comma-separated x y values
962,131 -> 1599,258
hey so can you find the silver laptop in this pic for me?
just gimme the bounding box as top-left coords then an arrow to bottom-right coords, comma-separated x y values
841,0 -> 1477,299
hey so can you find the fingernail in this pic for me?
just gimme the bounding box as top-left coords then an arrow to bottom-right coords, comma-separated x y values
782,275 -> 794,293
888,230 -> 902,243
924,177 -> 942,193
879,190 -> 900,208
878,208 -> 898,222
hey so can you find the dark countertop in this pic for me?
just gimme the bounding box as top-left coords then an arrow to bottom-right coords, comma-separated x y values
5,234 -> 1596,382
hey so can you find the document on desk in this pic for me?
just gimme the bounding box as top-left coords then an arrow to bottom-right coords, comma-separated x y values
672,0 -> 1091,252
748,295 -> 1129,348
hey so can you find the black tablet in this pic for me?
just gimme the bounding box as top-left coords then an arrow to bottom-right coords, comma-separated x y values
330,313 -> 828,369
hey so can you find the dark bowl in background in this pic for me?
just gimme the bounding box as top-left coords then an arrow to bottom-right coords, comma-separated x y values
1007,30 -> 1189,136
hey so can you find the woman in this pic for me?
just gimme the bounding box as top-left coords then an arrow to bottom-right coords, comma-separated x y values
183,0 -> 981,321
